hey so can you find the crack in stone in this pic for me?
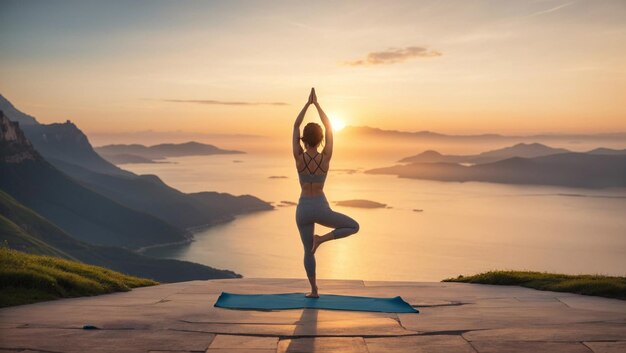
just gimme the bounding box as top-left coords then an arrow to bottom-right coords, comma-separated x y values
0,347 -> 65,353
12,325 -> 146,331
391,315 -> 407,331
167,327 -> 497,340
460,334 -> 480,353
413,302 -> 469,308
580,341 -> 597,353
168,328 -> 422,339
180,319 -> 292,326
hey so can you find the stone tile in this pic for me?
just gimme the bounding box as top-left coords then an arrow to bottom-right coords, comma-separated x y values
0,327 -> 215,353
208,334 -> 278,349
291,316 -> 412,336
171,316 -> 411,337
463,322 -> 626,342
206,349 -> 276,353
1,278 -> 624,353
584,341 -> 626,353
277,337 -> 368,353
365,335 -> 475,353
471,341 -> 591,353
399,302 -> 626,333
171,322 -> 297,336
558,296 -> 626,314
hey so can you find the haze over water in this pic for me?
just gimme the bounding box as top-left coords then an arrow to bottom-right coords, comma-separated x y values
133,152 -> 626,281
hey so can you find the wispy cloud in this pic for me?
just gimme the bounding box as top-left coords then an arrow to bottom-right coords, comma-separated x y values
161,99 -> 289,106
346,46 -> 442,66
527,1 -> 576,17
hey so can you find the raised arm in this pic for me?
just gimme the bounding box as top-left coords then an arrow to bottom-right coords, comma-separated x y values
313,101 -> 333,158
292,101 -> 310,159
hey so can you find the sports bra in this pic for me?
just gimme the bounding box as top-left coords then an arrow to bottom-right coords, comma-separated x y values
298,152 -> 327,184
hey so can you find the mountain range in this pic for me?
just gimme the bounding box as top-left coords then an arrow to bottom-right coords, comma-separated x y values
96,142 -> 243,164
0,100 -> 272,231
400,143 -> 573,164
341,126 -> 626,142
0,94 -> 273,281
0,112 -> 190,249
367,144 -> 626,188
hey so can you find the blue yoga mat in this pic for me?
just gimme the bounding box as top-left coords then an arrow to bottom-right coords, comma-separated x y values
214,292 -> 418,313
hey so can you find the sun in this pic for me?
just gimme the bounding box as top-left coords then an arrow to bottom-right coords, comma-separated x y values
330,116 -> 346,132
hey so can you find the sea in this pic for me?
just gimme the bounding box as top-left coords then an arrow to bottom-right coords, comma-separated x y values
127,152 -> 626,281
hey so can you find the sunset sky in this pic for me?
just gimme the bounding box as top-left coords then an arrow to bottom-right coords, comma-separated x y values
1,0 -> 625,140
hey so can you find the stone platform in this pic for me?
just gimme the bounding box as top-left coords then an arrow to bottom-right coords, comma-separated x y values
1,278 -> 625,352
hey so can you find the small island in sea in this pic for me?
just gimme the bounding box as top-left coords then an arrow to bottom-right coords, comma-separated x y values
269,175 -> 288,179
335,199 -> 387,208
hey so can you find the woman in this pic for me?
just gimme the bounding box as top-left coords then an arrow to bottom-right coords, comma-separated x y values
293,88 -> 360,298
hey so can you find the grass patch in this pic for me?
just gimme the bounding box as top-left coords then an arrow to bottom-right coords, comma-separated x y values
0,247 -> 158,307
443,271 -> 626,300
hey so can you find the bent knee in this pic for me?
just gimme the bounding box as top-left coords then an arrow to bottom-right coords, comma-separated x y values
352,220 -> 360,233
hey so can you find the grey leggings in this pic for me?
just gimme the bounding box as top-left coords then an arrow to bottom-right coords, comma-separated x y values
295,195 -> 360,278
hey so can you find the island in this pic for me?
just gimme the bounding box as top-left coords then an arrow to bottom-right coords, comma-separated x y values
96,141 -> 244,164
335,199 -> 387,208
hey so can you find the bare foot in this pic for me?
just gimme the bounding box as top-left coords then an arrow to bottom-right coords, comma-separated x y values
311,234 -> 322,254
305,285 -> 319,298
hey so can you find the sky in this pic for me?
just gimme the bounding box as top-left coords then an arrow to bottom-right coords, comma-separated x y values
1,0 -> 625,141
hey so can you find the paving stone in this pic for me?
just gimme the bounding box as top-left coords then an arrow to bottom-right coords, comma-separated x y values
277,337 -> 368,353
208,334 -> 278,349
399,302 -> 626,333
583,341 -> 626,353
0,327 -> 215,353
471,340 -> 591,352
171,316 -> 411,337
365,335 -> 475,353
557,296 -> 626,314
463,322 -> 626,342
205,349 -> 276,353
0,278 -> 624,352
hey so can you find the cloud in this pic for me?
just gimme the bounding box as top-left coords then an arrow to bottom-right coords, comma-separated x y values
346,46 -> 442,66
527,1 -> 576,18
161,99 -> 288,106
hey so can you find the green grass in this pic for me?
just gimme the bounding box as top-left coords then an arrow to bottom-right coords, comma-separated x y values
443,271 -> 626,300
0,247 -> 158,307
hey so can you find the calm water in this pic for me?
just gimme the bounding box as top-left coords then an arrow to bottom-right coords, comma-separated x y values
127,153 -> 626,281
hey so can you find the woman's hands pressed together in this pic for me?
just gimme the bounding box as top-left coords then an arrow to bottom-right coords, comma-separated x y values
308,87 -> 318,105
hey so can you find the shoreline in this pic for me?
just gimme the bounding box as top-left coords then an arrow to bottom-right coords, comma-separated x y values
135,208 -> 274,254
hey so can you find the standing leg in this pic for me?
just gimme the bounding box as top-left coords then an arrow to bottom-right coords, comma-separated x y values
312,207 -> 359,254
296,206 -> 318,297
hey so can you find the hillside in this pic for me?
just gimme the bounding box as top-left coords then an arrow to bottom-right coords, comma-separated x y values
0,112 -> 190,249
51,158 -> 272,229
0,247 -> 157,307
1,95 -> 273,232
0,94 -> 38,126
22,121 -> 132,177
0,190 -> 240,282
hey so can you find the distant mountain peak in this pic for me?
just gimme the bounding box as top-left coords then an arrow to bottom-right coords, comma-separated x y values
420,150 -> 442,156
0,94 -> 39,126
0,112 -> 40,163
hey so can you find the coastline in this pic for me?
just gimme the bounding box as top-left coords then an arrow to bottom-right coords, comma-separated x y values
135,208 -> 274,254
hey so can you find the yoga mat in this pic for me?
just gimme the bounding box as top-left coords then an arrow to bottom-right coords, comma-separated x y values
214,292 -> 418,313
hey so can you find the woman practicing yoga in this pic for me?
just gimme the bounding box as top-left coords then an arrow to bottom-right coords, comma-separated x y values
293,88 -> 360,298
